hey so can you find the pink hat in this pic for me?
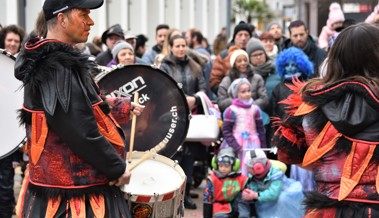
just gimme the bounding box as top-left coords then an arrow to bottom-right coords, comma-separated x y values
327,2 -> 345,26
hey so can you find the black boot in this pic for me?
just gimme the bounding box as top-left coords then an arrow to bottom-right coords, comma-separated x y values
184,195 -> 197,209
184,183 -> 197,209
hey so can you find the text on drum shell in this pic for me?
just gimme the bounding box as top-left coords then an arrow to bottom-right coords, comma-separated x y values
162,106 -> 178,145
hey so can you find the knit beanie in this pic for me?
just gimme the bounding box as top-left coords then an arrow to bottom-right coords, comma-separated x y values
327,2 -> 345,26
244,149 -> 267,168
229,49 -> 249,67
231,21 -> 252,43
266,22 -> 282,31
227,78 -> 252,99
216,147 -> 236,166
112,40 -> 134,59
246,37 -> 265,57
244,149 -> 271,179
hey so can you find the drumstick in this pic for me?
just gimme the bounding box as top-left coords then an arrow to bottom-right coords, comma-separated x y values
127,140 -> 167,171
128,92 -> 139,163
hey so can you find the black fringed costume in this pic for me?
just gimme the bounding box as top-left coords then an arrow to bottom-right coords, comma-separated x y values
14,39 -> 132,218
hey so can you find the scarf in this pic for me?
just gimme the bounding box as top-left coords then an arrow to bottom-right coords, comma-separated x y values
232,98 -> 253,108
252,60 -> 275,79
267,45 -> 278,60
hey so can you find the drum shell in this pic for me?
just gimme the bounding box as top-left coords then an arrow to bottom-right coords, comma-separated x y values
123,151 -> 186,218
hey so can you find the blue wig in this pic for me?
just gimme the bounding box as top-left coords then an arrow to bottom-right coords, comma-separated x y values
275,47 -> 314,79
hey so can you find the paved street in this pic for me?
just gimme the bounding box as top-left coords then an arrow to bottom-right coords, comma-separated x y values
183,185 -> 204,218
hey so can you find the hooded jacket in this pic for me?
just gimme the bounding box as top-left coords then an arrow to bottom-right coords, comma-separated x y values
273,79 -> 379,216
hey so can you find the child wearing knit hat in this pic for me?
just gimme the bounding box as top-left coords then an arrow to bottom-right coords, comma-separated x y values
203,147 -> 249,218
217,47 -> 269,114
318,2 -> 345,50
220,77 -> 267,175
240,149 -> 305,218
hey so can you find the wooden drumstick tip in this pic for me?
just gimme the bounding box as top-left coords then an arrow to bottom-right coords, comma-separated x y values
126,141 -> 168,171
128,92 -> 139,163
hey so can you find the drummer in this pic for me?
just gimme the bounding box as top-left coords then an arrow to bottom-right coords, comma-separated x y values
0,24 -> 25,218
14,0 -> 143,217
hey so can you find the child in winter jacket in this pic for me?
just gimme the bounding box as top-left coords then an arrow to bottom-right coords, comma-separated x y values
203,147 -> 248,218
221,78 -> 266,175
241,149 -> 305,218
318,2 -> 345,50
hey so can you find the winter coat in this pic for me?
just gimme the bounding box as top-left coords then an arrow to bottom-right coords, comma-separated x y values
95,49 -> 113,66
160,53 -> 207,96
213,34 -> 228,56
141,44 -> 161,65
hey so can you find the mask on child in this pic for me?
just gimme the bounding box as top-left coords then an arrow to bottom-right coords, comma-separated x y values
284,61 -> 301,80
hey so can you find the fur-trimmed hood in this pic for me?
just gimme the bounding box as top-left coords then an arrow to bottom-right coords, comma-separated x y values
15,38 -> 94,85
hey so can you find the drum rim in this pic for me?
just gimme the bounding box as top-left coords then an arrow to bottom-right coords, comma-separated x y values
0,48 -> 16,60
0,137 -> 26,159
96,64 -> 191,156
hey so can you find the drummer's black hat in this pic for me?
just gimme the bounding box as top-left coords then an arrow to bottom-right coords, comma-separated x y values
101,24 -> 125,45
43,0 -> 104,21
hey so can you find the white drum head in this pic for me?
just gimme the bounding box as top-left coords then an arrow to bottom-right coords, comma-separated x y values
124,152 -> 185,196
0,50 -> 25,159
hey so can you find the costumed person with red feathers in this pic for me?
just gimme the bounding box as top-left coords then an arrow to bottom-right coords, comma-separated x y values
271,47 -> 316,192
273,23 -> 379,217
14,0 -> 144,217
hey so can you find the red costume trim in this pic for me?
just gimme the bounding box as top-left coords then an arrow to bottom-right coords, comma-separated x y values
30,113 -> 48,165
310,81 -> 379,104
302,122 -> 342,167
339,143 -> 375,201
89,195 -> 105,218
94,105 -> 124,147
46,196 -> 61,218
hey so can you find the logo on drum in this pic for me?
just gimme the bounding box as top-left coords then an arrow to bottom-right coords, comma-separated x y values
132,203 -> 153,218
109,76 -> 147,99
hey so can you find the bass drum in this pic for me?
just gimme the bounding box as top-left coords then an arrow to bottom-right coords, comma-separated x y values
95,64 -> 190,158
0,49 -> 25,159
